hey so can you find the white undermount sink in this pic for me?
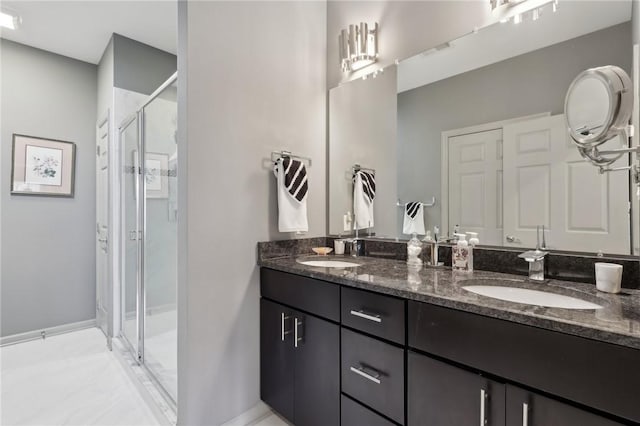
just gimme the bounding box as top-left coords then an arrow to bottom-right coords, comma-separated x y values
463,285 -> 602,310
297,259 -> 361,268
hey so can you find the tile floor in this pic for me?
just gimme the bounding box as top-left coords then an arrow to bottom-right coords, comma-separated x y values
251,414 -> 289,426
1,328 -> 163,426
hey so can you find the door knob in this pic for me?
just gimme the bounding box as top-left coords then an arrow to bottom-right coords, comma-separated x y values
506,235 -> 521,243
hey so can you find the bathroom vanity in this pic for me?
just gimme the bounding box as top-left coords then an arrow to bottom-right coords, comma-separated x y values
258,255 -> 640,426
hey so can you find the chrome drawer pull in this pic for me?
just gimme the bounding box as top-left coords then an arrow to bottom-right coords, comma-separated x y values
280,313 -> 291,341
522,402 -> 529,426
294,318 -> 303,348
350,310 -> 382,323
480,389 -> 487,426
350,366 -> 381,384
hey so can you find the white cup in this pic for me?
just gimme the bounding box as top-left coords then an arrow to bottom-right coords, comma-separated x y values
334,239 -> 345,255
595,263 -> 623,294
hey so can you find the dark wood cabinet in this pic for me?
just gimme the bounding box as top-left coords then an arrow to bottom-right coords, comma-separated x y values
408,351 -> 505,426
260,268 -> 637,426
260,298 -> 340,426
505,385 -> 624,426
341,328 -> 405,424
260,298 -> 294,423
293,310 -> 340,426
341,395 -> 397,426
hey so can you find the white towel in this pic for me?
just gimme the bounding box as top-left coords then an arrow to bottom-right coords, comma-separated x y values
403,202 -> 425,235
273,158 -> 308,233
353,171 -> 374,230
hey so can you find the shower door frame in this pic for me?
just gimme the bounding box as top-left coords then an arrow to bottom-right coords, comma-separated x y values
118,72 -> 178,407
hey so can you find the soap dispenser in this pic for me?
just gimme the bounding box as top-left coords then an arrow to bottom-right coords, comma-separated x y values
452,233 -> 472,271
407,233 -> 423,267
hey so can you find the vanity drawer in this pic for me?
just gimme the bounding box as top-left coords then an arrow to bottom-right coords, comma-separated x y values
408,301 -> 640,424
341,287 -> 405,344
261,268 -> 339,322
341,394 -> 397,426
341,328 -> 405,424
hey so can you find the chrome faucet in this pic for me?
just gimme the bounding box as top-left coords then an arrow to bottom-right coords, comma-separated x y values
518,249 -> 548,281
519,226 -> 549,281
346,226 -> 365,257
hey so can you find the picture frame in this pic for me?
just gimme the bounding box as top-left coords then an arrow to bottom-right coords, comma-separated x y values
10,134 -> 76,197
133,151 -> 169,199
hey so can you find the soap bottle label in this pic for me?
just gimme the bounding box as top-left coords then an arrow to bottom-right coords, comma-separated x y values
452,246 -> 471,271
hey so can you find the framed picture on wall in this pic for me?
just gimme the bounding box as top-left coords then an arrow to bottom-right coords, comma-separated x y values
10,134 -> 76,197
133,151 -> 169,199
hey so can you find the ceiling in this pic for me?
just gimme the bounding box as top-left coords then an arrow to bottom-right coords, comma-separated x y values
0,1 -> 177,64
398,0 -> 633,93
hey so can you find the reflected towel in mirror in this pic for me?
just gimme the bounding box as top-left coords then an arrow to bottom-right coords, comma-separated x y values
353,170 -> 375,230
403,202 -> 425,235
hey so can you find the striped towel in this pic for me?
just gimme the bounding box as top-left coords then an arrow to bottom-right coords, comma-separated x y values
403,202 -> 425,235
277,157 -> 308,202
353,170 -> 375,230
273,158 -> 308,232
354,171 -> 376,203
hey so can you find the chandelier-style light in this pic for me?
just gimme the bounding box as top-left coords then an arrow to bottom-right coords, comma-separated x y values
339,22 -> 379,73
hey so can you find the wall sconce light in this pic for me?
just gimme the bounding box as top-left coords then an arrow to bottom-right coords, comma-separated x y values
491,0 -> 557,24
339,22 -> 379,73
0,10 -> 21,30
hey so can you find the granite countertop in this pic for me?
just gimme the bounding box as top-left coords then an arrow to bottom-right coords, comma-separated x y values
258,254 -> 640,350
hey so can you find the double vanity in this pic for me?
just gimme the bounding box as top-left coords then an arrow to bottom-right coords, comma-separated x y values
258,245 -> 640,426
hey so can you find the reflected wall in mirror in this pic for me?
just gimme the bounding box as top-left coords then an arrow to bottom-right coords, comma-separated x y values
329,0 -> 637,255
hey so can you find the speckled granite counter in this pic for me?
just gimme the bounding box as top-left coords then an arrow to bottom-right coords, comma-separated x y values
258,254 -> 640,350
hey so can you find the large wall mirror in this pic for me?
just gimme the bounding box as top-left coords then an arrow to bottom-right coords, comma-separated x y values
329,0 -> 638,256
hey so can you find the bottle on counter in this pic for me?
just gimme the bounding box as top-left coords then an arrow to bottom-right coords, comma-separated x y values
407,233 -> 423,267
452,233 -> 472,272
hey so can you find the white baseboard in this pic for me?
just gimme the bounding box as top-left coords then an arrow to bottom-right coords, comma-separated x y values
221,401 -> 274,426
0,319 -> 97,347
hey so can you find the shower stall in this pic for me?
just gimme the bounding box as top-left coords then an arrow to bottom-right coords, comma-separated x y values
118,73 -> 177,404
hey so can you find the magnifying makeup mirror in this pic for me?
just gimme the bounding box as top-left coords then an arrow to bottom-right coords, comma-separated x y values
564,65 -> 634,168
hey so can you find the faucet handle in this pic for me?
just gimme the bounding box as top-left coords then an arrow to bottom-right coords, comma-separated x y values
518,250 -> 548,262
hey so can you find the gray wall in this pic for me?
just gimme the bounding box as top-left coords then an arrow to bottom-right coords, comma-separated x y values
634,0 -> 639,43
329,65 -> 397,237
113,33 -> 177,96
327,1 -> 492,88
1,40 -> 97,336
397,23 -> 632,236
178,1 -> 327,424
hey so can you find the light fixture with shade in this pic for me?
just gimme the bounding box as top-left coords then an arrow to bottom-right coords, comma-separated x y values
490,0 -> 558,25
339,22 -> 378,73
0,10 -> 20,30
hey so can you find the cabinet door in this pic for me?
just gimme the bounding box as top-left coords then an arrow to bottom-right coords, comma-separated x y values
293,310 -> 340,426
408,352 -> 505,426
506,385 -> 623,426
260,299 -> 294,423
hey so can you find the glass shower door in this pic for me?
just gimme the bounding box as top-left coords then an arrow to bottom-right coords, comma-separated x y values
120,115 -> 141,358
141,80 -> 178,401
119,74 -> 177,405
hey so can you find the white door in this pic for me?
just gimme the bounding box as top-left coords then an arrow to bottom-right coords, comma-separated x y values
448,128 -> 503,246
503,114 -> 630,253
96,113 -> 111,344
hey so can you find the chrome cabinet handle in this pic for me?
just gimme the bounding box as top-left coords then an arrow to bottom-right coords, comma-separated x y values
480,389 -> 487,426
349,366 -> 381,384
294,318 -> 303,348
349,310 -> 382,323
280,313 -> 291,341
506,235 -> 521,243
522,402 -> 529,426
